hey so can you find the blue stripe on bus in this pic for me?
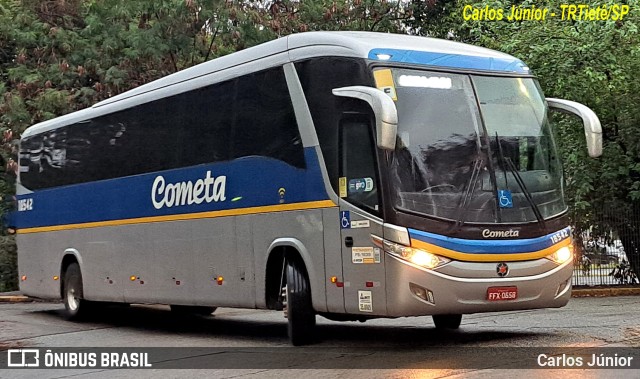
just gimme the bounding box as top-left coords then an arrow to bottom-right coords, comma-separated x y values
408,227 -> 571,254
368,48 -> 530,73
14,148 -> 330,229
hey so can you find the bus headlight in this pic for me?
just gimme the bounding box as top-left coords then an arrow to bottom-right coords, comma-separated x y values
383,240 -> 449,269
547,246 -> 572,264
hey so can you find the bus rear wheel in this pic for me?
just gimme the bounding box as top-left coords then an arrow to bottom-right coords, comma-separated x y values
432,314 -> 462,329
284,258 -> 316,345
170,305 -> 216,316
62,263 -> 96,320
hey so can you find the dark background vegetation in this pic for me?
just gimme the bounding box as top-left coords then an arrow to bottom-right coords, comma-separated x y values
1,0 -> 638,291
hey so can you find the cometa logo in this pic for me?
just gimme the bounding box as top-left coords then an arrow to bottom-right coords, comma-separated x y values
151,171 -> 226,210
482,229 -> 520,238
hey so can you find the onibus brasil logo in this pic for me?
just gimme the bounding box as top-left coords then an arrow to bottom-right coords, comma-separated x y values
151,171 -> 226,209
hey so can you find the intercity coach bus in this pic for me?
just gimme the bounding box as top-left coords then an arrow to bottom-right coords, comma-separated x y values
14,32 -> 602,345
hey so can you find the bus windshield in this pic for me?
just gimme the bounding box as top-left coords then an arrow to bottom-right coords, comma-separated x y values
384,68 -> 565,224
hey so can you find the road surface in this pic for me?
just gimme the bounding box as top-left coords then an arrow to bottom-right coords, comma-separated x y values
1,296 -> 639,378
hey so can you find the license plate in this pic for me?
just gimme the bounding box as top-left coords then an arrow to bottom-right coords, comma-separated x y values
487,286 -> 518,301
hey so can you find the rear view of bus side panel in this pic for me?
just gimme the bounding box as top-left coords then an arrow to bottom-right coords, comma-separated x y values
17,233 -> 62,299
18,213 -> 258,308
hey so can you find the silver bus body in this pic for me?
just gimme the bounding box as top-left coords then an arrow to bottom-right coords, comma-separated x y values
14,32 -> 599,343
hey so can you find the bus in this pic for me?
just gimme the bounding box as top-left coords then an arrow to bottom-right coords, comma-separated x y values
14,32 -> 602,345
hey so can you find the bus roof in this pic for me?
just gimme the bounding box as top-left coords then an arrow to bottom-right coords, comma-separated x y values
22,32 -> 528,138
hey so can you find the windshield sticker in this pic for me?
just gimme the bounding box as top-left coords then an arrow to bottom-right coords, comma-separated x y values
397,75 -> 452,89
373,69 -> 397,101
348,178 -> 374,194
358,291 -> 373,312
498,190 -> 513,208
339,177 -> 347,198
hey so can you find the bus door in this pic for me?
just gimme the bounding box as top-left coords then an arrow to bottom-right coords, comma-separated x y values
338,114 -> 387,316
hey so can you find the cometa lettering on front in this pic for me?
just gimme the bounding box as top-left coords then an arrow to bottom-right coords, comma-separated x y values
152,171 -> 226,209
482,229 -> 520,238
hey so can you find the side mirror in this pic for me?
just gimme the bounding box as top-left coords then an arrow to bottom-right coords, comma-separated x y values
547,98 -> 602,158
332,86 -> 398,150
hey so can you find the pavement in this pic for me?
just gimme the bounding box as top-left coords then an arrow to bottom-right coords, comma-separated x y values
1,286 -> 639,303
0,291 -> 33,303
570,285 -> 640,297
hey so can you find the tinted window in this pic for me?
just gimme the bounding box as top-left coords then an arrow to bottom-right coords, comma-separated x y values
295,58 -> 373,194
340,118 -> 380,213
233,70 -> 304,165
19,66 -> 303,190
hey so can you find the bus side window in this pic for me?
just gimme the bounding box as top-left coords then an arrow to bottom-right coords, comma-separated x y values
339,116 -> 380,214
231,68 -> 305,169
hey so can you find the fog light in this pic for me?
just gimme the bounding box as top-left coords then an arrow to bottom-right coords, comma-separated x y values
409,283 -> 435,305
556,279 -> 571,296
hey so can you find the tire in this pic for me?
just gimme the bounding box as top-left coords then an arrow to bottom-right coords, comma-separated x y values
432,314 -> 462,330
62,263 -> 95,320
285,258 -> 316,345
170,305 -> 217,316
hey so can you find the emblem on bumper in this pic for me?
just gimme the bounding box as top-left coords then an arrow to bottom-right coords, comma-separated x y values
497,262 -> 509,277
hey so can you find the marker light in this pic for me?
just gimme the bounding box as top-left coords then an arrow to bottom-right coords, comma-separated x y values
130,276 -> 137,281
21,275 -> 27,281
547,246 -> 572,264
330,276 -> 338,284
217,276 -> 224,285
383,240 -> 449,269
376,53 -> 392,60
53,276 -> 59,281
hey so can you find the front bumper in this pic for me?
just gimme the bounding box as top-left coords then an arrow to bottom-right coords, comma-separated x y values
385,254 -> 573,317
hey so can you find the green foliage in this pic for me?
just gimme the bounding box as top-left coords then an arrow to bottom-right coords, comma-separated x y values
0,236 -> 17,292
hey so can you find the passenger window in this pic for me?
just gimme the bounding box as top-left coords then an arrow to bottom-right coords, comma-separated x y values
19,66 -> 305,190
232,68 -> 305,168
340,117 -> 380,214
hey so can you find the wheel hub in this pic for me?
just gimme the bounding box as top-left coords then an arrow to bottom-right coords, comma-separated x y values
282,284 -> 288,318
67,287 -> 78,311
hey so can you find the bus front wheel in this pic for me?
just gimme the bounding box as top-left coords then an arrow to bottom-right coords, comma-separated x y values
62,263 -> 95,320
284,258 -> 316,345
432,314 -> 462,329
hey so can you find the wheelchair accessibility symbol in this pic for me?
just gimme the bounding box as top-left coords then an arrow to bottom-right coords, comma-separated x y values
340,211 -> 351,229
498,190 -> 513,208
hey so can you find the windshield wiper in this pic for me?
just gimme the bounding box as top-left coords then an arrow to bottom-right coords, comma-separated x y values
494,132 -> 546,229
451,157 -> 484,232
